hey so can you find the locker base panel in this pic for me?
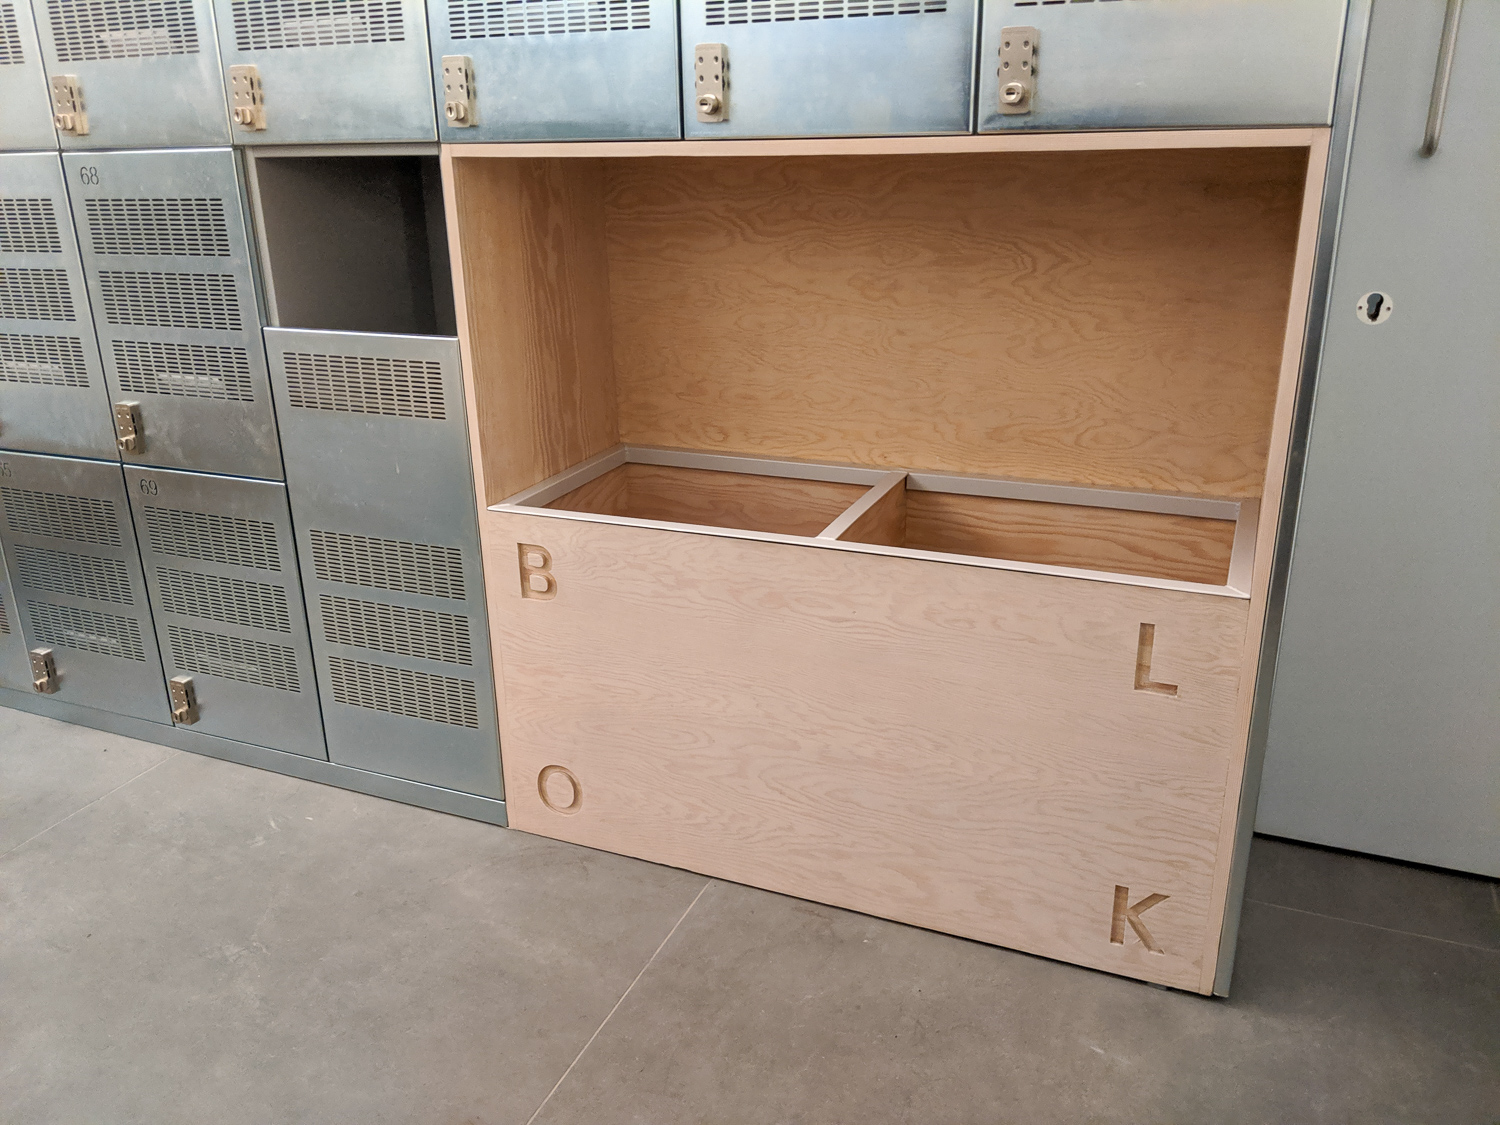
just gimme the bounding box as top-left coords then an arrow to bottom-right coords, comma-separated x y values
0,689 -> 507,828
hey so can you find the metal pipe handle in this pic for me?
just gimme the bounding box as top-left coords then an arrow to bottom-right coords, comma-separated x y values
1420,0 -> 1464,157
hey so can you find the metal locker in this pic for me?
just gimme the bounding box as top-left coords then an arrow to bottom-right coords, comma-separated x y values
0,450 -> 170,720
678,0 -> 976,139
32,0 -> 230,149
0,537 -> 34,691
265,328 -> 501,797
126,466 -> 325,756
214,0 -> 437,145
0,0 -> 57,151
428,0 -> 679,142
976,0 -> 1346,133
0,152 -> 117,460
64,148 -> 283,481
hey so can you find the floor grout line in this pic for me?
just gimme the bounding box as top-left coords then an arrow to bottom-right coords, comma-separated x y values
1246,898 -> 1500,954
0,755 -> 173,861
523,879 -> 714,1125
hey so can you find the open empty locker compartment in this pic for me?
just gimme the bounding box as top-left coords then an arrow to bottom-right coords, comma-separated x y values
0,450 -> 170,720
33,0 -> 230,149
976,0 -> 1346,133
1,152 -> 117,459
0,538 -> 33,691
64,147 -> 282,480
0,0 -> 57,151
214,0 -> 438,145
127,466 -> 325,755
428,0 -> 680,142
679,0 -> 976,139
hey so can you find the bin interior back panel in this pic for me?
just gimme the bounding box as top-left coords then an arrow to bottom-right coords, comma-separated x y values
65,148 -> 282,480
128,466 -> 326,756
431,0 -> 680,141
0,0 -> 58,150
0,450 -> 169,720
976,0 -> 1345,132
679,0 -> 976,138
217,0 -> 437,144
0,538 -> 34,691
35,0 -> 230,148
0,153 -> 118,460
266,327 -> 501,797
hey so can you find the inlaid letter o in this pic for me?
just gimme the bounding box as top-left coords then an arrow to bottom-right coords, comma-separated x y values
538,764 -> 582,814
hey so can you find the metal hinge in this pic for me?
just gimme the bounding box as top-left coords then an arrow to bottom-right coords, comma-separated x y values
169,675 -> 199,724
694,44 -> 728,123
229,65 -> 267,131
114,400 -> 143,454
442,56 -> 476,127
50,75 -> 89,136
29,648 -> 58,694
998,27 -> 1038,115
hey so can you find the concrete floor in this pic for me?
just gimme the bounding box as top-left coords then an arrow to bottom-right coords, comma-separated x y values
2,708 -> 1497,1125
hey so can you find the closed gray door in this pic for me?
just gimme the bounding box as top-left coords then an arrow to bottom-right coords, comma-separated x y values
0,152 -> 116,460
1258,0 -> 1499,876
0,0 -> 57,151
65,148 -> 282,481
0,538 -> 33,691
0,451 -> 170,721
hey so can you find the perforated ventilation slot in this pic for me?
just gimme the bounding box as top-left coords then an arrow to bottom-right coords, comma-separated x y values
231,0 -> 405,50
0,334 -> 91,387
327,655 -> 478,727
704,0 -> 944,23
13,544 -> 133,604
156,566 -> 292,632
46,0 -> 200,61
27,600 -> 146,659
447,0 -> 649,38
112,340 -> 254,401
0,3 -> 24,65
283,351 -> 446,420
143,505 -> 281,570
318,593 -> 472,665
0,594 -> 9,635
2,487 -> 120,544
308,529 -> 465,599
98,270 -> 242,330
84,199 -> 230,258
0,199 -> 63,254
0,269 -> 76,321
167,623 -> 300,690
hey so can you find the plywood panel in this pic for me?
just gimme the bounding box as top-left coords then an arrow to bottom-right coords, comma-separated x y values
835,478 -> 907,547
485,510 -> 1251,992
604,148 -> 1307,498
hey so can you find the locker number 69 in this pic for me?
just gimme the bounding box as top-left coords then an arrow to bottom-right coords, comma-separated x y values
137,478 -> 158,496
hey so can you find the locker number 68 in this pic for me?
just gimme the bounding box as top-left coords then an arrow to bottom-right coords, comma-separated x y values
78,166 -> 99,185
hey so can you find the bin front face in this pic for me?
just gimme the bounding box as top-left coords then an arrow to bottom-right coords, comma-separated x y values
64,148 -> 283,481
679,0 -> 977,140
0,152 -> 117,460
216,0 -> 438,144
0,451 -> 170,721
0,0 -> 58,151
430,0 -> 680,142
976,0 -> 1345,133
34,0 -> 230,149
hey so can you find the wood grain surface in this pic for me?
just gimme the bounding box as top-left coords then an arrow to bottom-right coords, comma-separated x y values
834,477 -> 908,547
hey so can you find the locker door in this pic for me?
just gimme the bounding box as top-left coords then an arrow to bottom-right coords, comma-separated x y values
266,328 -> 501,797
0,538 -> 33,691
215,0 -> 437,144
678,0 -> 976,139
128,467 -> 325,757
65,148 -> 283,481
0,451 -> 170,720
33,0 -> 230,149
976,0 -> 1346,133
0,152 -> 116,459
0,0 -> 57,151
429,0 -> 679,142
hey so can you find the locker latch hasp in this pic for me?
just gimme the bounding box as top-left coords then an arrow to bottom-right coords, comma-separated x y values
114,401 -> 143,454
998,27 -> 1038,114
169,675 -> 199,725
50,75 -> 89,136
694,44 -> 728,123
29,648 -> 58,694
229,65 -> 267,131
442,56 -> 476,127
